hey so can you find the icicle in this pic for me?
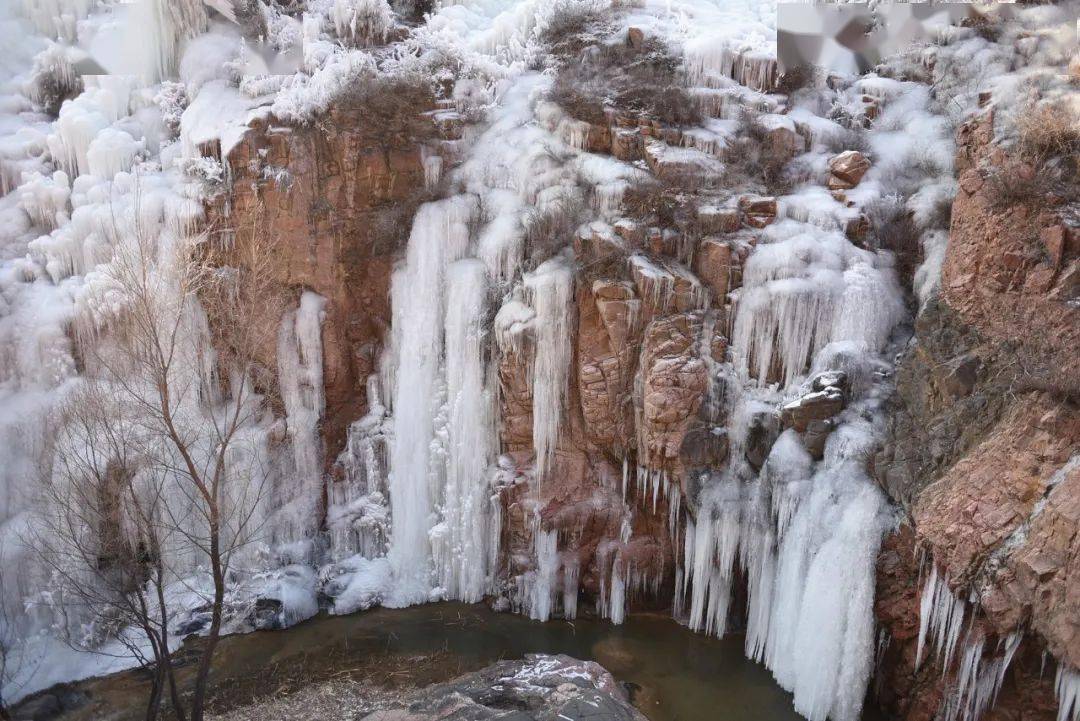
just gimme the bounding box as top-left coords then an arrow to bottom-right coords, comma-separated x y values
17,170 -> 71,231
562,560 -> 579,619
386,196 -> 476,605
19,0 -> 93,42
528,526 -> 560,622
274,291 -> 327,554
133,0 -> 209,83
86,128 -> 144,179
328,376 -> 390,562
729,226 -> 905,389
331,0 -> 394,47
522,255 -> 574,486
609,557 -> 627,625
434,259 -> 497,602
1057,666 -> 1080,721
915,566 -> 967,670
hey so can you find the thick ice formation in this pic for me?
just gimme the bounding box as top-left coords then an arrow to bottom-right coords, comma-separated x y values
385,195 -> 477,604
4,1 -> 1072,720
275,291 -> 328,554
730,222 -> 905,389
523,256 -> 575,484
436,258 -> 498,602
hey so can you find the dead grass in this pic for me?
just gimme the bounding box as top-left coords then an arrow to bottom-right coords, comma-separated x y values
1017,100 -> 1080,166
523,195 -> 585,270
331,74 -> 438,149
550,38 -> 702,127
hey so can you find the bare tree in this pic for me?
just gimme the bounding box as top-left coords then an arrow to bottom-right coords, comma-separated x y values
32,187 -> 288,721
1,549 -> 17,721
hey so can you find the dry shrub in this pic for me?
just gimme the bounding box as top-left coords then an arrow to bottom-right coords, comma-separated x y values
731,108 -> 794,192
959,12 -> 1001,42
540,0 -> 606,56
865,195 -> 921,285
551,37 -> 702,127
776,64 -> 813,95
982,161 -> 1056,212
333,74 -> 438,148
524,195 -> 585,269
580,247 -> 632,284
1017,100 -> 1080,166
621,179 -> 679,225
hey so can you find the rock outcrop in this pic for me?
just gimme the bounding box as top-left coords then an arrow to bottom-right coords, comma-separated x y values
364,655 -> 648,721
209,101 -> 439,462
873,104 -> 1080,721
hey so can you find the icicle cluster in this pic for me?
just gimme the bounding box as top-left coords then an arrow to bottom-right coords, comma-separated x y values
914,566 -> 1041,721
523,256 -> 575,485
1058,666 -> 1080,721
275,291 -> 328,556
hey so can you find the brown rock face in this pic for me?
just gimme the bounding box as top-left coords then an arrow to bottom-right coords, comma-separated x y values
209,104 -> 435,462
577,279 -> 642,452
942,111 -> 1080,393
693,237 -> 747,303
696,206 -> 741,235
873,527 -> 1061,721
611,128 -> 644,161
636,313 -> 709,469
874,106 -> 1080,720
738,195 -> 777,228
498,449 -> 675,609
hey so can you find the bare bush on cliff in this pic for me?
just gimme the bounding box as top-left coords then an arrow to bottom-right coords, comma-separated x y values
1017,99 -> 1080,166
550,33 -> 701,127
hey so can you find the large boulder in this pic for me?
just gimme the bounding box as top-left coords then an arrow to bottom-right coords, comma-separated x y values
780,387 -> 844,433
362,655 -> 648,721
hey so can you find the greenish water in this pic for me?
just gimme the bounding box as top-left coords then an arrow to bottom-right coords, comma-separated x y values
41,603 -> 879,721
211,603 -> 809,721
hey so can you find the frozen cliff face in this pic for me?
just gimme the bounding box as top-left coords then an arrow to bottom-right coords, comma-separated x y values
1,1 -> 1078,721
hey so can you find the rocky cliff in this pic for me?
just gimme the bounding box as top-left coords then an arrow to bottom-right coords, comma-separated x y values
873,100 -> 1080,721
194,7 -> 1080,721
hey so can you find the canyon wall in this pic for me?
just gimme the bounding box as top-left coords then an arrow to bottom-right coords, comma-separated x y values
873,105 -> 1079,721
2,1 -> 1077,719
202,9 -> 1078,721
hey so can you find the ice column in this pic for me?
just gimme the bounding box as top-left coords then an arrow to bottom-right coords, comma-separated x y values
386,196 -> 475,605
523,255 -> 575,484
435,258 -> 496,602
274,291 -> 327,556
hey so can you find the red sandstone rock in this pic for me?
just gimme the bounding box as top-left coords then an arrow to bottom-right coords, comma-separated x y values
828,150 -> 871,187
696,206 -> 740,234
942,110 -> 1080,392
913,395 -> 1080,665
636,313 -> 709,468
611,128 -> 644,161
210,105 -> 431,464
693,237 -> 746,303
738,195 -> 777,228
